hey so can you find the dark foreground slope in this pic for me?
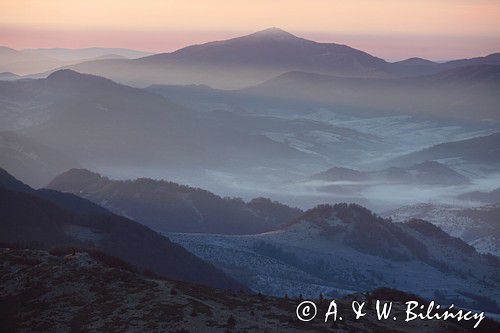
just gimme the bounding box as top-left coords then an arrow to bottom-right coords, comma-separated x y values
0,168 -> 241,290
1,248 -> 497,332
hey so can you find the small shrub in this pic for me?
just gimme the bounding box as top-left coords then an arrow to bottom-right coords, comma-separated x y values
227,315 -> 236,328
49,245 -> 81,257
87,249 -> 138,273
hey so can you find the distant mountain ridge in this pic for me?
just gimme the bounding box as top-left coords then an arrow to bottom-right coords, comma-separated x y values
391,132 -> 500,169
23,28 -> 499,89
0,45 -> 154,76
459,188 -> 500,204
54,28 -> 391,88
0,45 -> 63,75
47,168 -> 302,235
22,47 -> 153,61
311,161 -> 470,186
0,71 -> 20,80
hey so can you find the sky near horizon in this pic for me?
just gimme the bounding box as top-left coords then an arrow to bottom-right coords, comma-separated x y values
1,0 -> 500,61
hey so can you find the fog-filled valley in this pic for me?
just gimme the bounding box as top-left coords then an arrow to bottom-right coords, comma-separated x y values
1,27 -> 499,328
2,66 -> 499,212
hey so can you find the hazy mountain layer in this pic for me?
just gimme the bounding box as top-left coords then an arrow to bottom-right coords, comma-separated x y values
459,188 -> 500,204
241,66 -> 500,124
312,161 -> 470,187
51,28 -> 390,88
0,45 -> 154,76
0,131 -> 79,188
1,70 -> 315,176
22,47 -> 153,61
391,132 -> 500,171
0,46 -> 64,75
0,72 -> 19,80
34,28 -> 500,89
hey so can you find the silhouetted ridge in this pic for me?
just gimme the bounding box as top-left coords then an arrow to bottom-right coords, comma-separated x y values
47,69 -> 105,82
47,169 -> 302,235
48,168 -> 102,191
46,69 -> 120,90
394,57 -> 436,65
0,167 -> 34,193
293,203 -> 385,227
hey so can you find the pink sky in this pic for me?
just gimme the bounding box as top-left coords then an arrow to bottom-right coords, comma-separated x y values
1,0 -> 499,61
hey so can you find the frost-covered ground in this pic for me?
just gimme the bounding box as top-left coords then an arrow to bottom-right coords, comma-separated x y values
4,248 -> 482,332
167,212 -> 499,309
384,203 -> 499,257
294,110 -> 496,168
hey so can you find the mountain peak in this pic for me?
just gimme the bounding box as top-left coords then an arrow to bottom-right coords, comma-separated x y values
47,168 -> 103,191
46,69 -> 113,84
47,69 -> 83,80
395,57 -> 436,65
46,69 -> 117,88
247,27 -> 298,40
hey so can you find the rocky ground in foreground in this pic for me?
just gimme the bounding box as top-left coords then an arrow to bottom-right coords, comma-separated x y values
0,248 -> 498,332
